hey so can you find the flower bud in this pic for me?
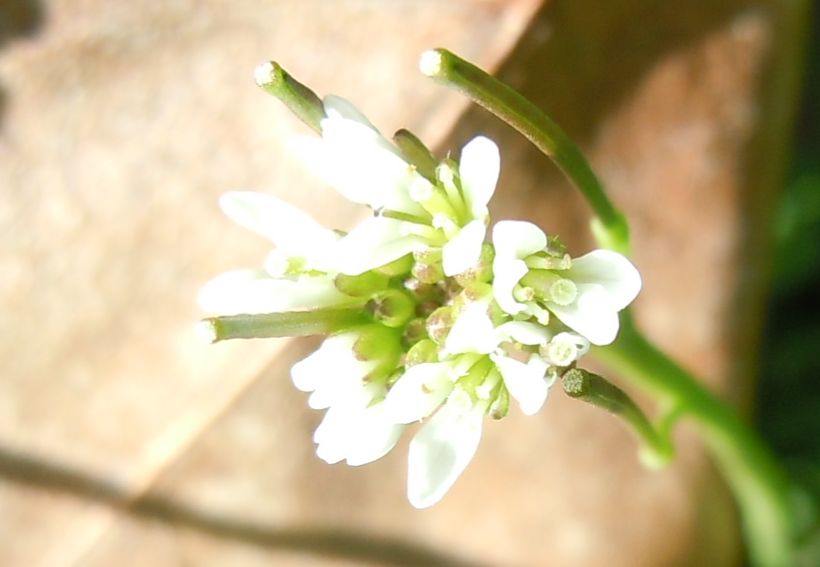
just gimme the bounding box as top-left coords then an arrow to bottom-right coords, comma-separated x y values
335,271 -> 390,297
375,254 -> 414,277
412,249 -> 444,284
353,325 -> 402,380
425,305 -> 455,345
368,290 -> 416,328
402,317 -> 428,347
405,338 -> 439,367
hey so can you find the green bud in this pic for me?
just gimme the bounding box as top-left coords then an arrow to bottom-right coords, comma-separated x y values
403,277 -> 445,304
402,317 -> 428,347
425,305 -> 454,345
411,260 -> 444,285
334,271 -> 390,297
393,129 -> 438,182
410,248 -> 446,285
354,325 -> 402,382
367,290 -> 416,328
375,254 -> 414,277
458,281 -> 493,304
404,338 -> 439,367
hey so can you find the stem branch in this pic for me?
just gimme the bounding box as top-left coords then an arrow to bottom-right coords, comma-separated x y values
594,314 -> 796,566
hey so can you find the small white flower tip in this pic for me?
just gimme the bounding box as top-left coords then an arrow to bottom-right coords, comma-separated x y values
254,62 -> 275,86
196,320 -> 218,344
419,49 -> 443,77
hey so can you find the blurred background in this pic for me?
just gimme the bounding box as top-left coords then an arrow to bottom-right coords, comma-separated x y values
0,1 -> 816,565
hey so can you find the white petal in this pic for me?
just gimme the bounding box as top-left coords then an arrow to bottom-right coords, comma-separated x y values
335,217 -> 425,275
320,113 -> 398,161
492,354 -> 549,415
198,271 -> 347,315
343,407 -> 405,466
442,220 -> 486,276
313,406 -> 404,466
459,136 -> 499,219
384,363 -> 453,424
291,334 -> 374,409
548,283 -> 620,345
323,95 -> 379,130
319,116 -> 425,215
491,258 -> 529,315
313,402 -> 403,466
313,406 -> 350,464
444,301 -> 499,355
219,192 -> 337,261
568,249 -> 642,311
492,220 -> 547,260
289,132 -> 424,217
407,399 -> 483,508
495,321 -> 552,345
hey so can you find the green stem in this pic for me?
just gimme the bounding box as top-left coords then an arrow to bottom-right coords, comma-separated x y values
594,314 -> 796,567
420,48 -> 630,254
203,308 -> 369,342
420,47 -> 796,563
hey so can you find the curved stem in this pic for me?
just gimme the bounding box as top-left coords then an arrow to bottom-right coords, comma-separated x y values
593,314 -> 796,567
425,48 -> 798,564
420,48 -> 630,254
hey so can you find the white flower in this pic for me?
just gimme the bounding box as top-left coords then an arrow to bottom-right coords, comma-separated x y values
203,71 -> 647,511
292,332 -> 404,466
492,220 -> 641,345
383,362 -> 456,424
218,191 -> 339,273
442,298 -> 499,356
198,269 -> 348,315
198,191 -> 352,315
407,387 -> 485,508
291,95 -> 500,277
381,358 -> 489,508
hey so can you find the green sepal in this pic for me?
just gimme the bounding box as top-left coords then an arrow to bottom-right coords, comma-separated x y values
393,128 -> 438,181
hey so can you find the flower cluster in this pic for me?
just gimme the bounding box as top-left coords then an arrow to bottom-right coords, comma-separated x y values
201,74 -> 641,508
